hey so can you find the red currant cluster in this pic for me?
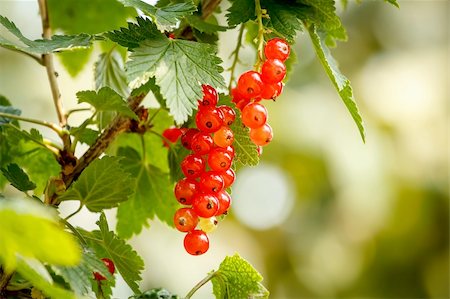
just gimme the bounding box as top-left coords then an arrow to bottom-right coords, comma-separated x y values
232,38 -> 290,152
164,85 -> 237,255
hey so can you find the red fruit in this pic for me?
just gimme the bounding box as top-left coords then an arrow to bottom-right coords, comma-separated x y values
181,154 -> 205,178
231,87 -> 245,103
162,127 -> 182,147
208,147 -> 233,171
191,132 -> 214,155
221,168 -> 235,189
181,128 -> 200,150
215,191 -> 232,216
236,71 -> 264,100
174,208 -> 199,232
199,84 -> 218,108
213,126 -> 234,148
224,145 -> 235,159
235,98 -> 250,111
261,59 -> 286,84
192,193 -> 219,218
93,258 -> 115,281
264,38 -> 290,61
241,102 -> 268,129
195,107 -> 224,133
199,171 -> 224,193
261,82 -> 283,100
218,105 -> 236,126
250,123 -> 273,146
184,230 -> 209,255
174,178 -> 199,205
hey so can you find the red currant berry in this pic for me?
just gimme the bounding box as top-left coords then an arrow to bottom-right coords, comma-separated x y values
250,123 -> 273,146
261,59 -> 286,84
93,258 -> 115,281
174,178 -> 199,205
181,154 -> 205,178
199,171 -> 224,193
224,145 -> 235,159
208,147 -> 233,171
264,38 -> 290,61
195,107 -> 224,133
174,208 -> 199,232
184,230 -> 209,255
235,98 -> 250,111
218,105 -> 236,126
191,132 -> 213,155
261,82 -> 283,100
241,102 -> 268,129
221,168 -> 236,189
181,128 -> 200,150
215,190 -> 232,216
199,84 -> 218,108
236,71 -> 264,100
162,127 -> 182,147
213,126 -> 234,148
231,87 -> 245,103
192,193 -> 219,218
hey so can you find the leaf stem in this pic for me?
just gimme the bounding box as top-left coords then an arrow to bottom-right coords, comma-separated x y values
64,202 -> 83,221
0,112 -> 63,135
6,47 -> 44,65
254,0 -> 265,71
66,108 -> 92,118
140,135 -> 147,163
184,271 -> 218,299
61,217 -> 87,246
228,24 -> 245,91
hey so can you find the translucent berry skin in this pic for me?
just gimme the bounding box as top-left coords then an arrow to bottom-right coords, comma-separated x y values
215,191 -> 232,216
250,123 -> 273,146
261,82 -> 283,100
195,107 -> 224,133
192,193 -> 219,218
200,84 -> 218,108
199,216 -> 218,233
218,105 -> 236,126
208,148 -> 233,171
174,178 -> 199,205
181,128 -> 200,150
236,71 -> 264,100
241,102 -> 268,129
213,126 -> 234,148
174,208 -> 199,232
264,38 -> 290,61
221,168 -> 236,189
235,98 -> 250,111
162,127 -> 182,147
224,145 -> 235,159
261,59 -> 286,84
184,230 -> 209,255
93,258 -> 115,281
191,132 -> 214,155
181,154 -> 205,178
199,171 -> 224,193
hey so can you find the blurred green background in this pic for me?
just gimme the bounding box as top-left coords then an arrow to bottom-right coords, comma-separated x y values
0,1 -> 448,298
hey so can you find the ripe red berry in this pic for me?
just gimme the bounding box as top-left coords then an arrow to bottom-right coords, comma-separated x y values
236,71 -> 264,100
215,191 -> 232,216
181,154 -> 205,178
181,128 -> 200,150
261,59 -> 286,84
261,82 -> 283,100
162,127 -> 182,147
250,123 -> 273,146
208,147 -> 233,171
224,145 -> 235,159
218,105 -> 236,126
213,126 -> 234,148
199,171 -> 224,193
241,102 -> 268,129
191,132 -> 214,155
199,84 -> 218,108
195,107 -> 224,133
221,168 -> 236,189
264,38 -> 290,61
235,98 -> 250,111
93,258 -> 115,281
192,193 -> 219,218
174,208 -> 199,232
174,178 -> 199,205
184,230 -> 209,255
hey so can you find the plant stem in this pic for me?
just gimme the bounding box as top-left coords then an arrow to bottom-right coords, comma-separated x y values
6,47 -> 44,65
228,24 -> 245,91
140,135 -> 147,163
201,0 -> 222,20
66,108 -> 92,118
254,0 -> 265,71
64,202 -> 83,221
61,218 -> 87,246
0,112 -> 63,135
184,271 -> 218,299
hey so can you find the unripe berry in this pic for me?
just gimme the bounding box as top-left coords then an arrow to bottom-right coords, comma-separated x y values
199,217 -> 218,233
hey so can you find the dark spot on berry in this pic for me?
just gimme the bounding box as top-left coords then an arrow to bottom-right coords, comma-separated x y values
180,198 -> 186,203
195,251 -> 201,255
220,162 -> 226,167
213,220 -> 218,225
212,187 -> 217,192
206,203 -> 212,209
188,169 -> 194,175
179,218 -> 186,226
227,121 -> 233,125
246,87 -> 254,94
206,121 -> 212,128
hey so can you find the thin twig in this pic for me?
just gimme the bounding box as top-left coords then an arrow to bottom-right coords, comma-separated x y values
5,47 -> 44,65
64,202 -> 83,221
184,271 -> 218,299
228,24 -> 245,91
0,112 -> 63,135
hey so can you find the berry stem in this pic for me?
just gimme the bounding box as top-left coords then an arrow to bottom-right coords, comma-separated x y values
60,217 -> 87,246
184,271 -> 218,299
254,0 -> 266,71
228,24 -> 245,92
64,202 -> 83,221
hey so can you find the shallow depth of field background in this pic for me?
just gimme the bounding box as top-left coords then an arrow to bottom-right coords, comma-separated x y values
0,0 -> 448,298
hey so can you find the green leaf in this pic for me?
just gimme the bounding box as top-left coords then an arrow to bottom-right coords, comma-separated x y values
117,0 -> 196,31
168,143 -> 190,183
262,0 -> 304,43
70,125 -> 99,146
186,15 -> 229,34
76,87 -> 137,120
0,163 -> 36,192
385,0 -> 399,8
105,17 -> 163,49
57,47 -> 94,77
0,104 -> 21,125
308,26 -> 365,142
127,30 -> 225,124
212,254 -> 269,299
226,0 -> 255,26
94,50 -> 130,98
0,198 -> 81,272
116,147 -> 178,238
81,213 -> 145,293
59,156 -> 134,212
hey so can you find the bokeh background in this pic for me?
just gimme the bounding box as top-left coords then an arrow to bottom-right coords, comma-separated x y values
0,0 -> 448,298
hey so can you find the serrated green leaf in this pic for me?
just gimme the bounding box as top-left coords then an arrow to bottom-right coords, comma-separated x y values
59,156 -> 134,212
0,104 -> 21,125
385,0 -> 399,8
117,0 -> 196,31
127,35 -> 225,124
186,15 -> 228,34
80,213 -> 144,293
116,147 -> 178,238
212,253 -> 269,299
76,87 -> 137,120
262,0 -> 304,43
1,163 -> 36,192
308,26 -> 365,142
0,198 -> 81,272
105,17 -> 163,49
70,126 -> 99,146
168,143 -> 191,183
226,0 -> 255,26
57,47 -> 94,77
94,50 -> 130,98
